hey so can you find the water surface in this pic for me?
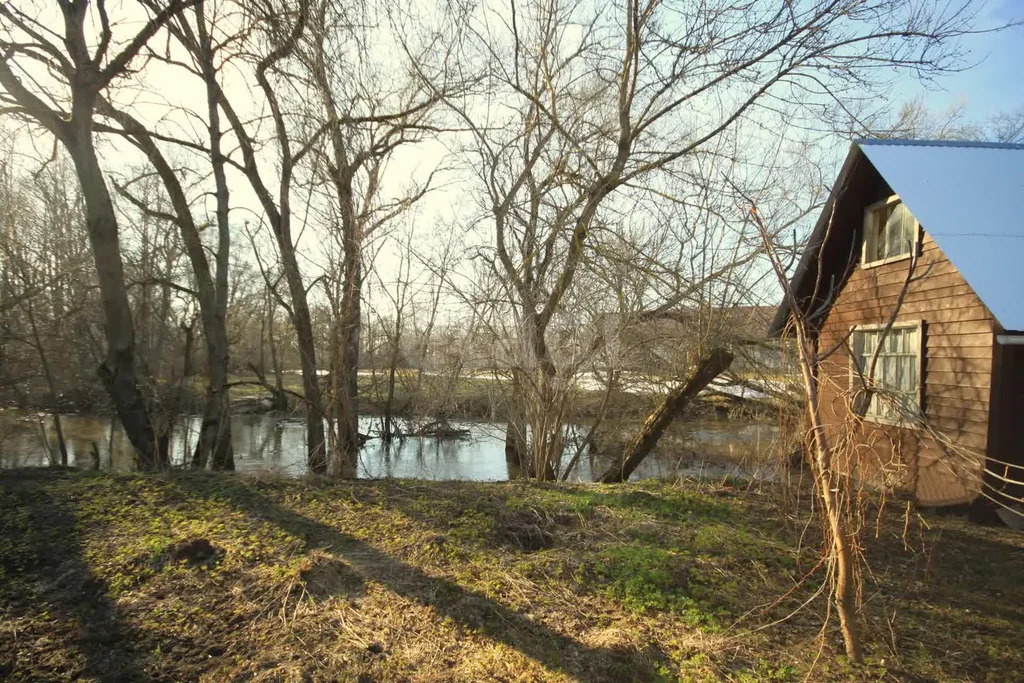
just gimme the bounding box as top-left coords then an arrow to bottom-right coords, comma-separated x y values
0,411 -> 779,482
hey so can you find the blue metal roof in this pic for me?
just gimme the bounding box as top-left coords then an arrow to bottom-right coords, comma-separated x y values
858,139 -> 1024,331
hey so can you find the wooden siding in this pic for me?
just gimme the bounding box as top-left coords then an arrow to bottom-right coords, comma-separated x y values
816,227 -> 995,507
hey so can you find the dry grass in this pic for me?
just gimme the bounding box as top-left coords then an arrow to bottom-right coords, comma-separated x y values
0,469 -> 1021,681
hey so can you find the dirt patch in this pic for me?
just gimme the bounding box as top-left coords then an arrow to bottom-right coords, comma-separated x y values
495,508 -> 571,551
166,538 -> 222,566
298,552 -> 365,601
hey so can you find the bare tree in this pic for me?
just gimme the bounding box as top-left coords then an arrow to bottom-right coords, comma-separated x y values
188,0 -> 330,472
989,106 -> 1024,144
0,1 -> 195,469
440,0 -> 981,480
99,0 -> 239,470
299,0 -> 466,476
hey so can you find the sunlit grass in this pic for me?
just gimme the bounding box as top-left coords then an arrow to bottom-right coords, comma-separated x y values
2,470 -> 1019,681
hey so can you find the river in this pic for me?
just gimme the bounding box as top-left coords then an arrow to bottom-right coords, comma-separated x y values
0,410 -> 780,482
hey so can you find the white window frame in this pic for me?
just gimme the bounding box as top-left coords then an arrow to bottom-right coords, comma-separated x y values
848,320 -> 924,428
861,195 -> 920,269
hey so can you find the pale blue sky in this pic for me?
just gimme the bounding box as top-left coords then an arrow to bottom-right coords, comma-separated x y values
903,0 -> 1024,121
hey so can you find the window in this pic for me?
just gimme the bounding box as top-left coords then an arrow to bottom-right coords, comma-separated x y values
863,197 -> 917,266
851,323 -> 922,422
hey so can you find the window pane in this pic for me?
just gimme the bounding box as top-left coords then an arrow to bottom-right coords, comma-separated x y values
886,330 -> 897,353
902,206 -> 915,251
865,201 -> 917,264
866,205 -> 889,262
887,203 -> 912,257
852,325 -> 922,421
905,388 -> 919,413
904,327 -> 917,353
886,217 -> 899,258
901,356 -> 916,393
883,355 -> 898,387
878,206 -> 891,260
866,330 -> 878,354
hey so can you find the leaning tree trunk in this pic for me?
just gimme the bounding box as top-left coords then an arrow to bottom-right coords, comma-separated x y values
104,100 -> 235,472
66,127 -> 163,471
270,225 -> 328,473
794,329 -> 863,662
598,347 -> 733,484
290,288 -> 329,474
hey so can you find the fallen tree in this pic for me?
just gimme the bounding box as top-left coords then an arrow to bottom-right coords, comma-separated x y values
598,348 -> 733,484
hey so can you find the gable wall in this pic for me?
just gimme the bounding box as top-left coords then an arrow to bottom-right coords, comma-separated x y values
816,220 -> 996,506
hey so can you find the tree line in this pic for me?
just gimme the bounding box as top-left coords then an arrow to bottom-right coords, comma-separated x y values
0,0 -> 991,476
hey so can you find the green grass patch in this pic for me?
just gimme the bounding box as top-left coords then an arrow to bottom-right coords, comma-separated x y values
0,470 -> 1021,682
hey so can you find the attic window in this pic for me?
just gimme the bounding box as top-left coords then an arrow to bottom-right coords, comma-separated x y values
862,197 -> 918,267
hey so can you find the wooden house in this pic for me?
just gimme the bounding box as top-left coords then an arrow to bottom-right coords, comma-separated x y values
769,139 -> 1024,507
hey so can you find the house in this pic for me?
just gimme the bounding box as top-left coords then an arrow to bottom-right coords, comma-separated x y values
769,139 -> 1024,507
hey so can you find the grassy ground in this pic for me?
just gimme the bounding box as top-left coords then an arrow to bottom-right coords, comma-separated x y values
1,470 -> 1020,682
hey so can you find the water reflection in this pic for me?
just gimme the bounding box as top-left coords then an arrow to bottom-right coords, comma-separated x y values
0,411 -> 779,482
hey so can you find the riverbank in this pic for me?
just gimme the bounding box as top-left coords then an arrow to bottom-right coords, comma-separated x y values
1,470 -> 1020,681
4,369 -> 786,423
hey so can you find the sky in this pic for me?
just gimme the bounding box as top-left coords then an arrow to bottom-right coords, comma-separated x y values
894,0 -> 1024,124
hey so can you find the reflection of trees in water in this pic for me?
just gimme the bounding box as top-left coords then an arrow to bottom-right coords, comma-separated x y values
1,412 -> 775,482
234,415 -> 276,462
0,414 -> 132,469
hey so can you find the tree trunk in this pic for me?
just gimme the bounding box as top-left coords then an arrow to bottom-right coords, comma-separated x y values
198,326 -> 233,470
504,372 -> 530,476
195,1 -> 235,472
276,248 -> 328,473
598,347 -> 733,484
262,290 -> 289,411
504,419 -> 527,479
794,330 -> 862,663
25,295 -> 69,466
510,313 -> 558,480
106,105 -> 235,472
382,303 -> 403,444
65,127 -> 163,471
505,415 -> 529,476
293,295 -> 328,474
330,251 -> 362,478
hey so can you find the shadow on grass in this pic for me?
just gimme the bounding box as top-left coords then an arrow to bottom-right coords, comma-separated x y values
0,470 -> 146,681
174,475 -> 662,680
892,521 -> 1024,625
